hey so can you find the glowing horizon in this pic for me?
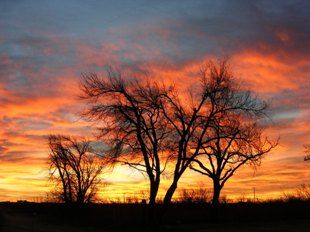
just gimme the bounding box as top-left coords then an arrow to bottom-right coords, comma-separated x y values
0,0 -> 309,202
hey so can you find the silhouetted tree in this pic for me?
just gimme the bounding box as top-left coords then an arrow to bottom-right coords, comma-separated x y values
80,61 -> 276,212
160,61 -> 276,206
48,135 -> 104,204
80,71 -> 173,206
190,113 -> 276,208
304,144 -> 310,161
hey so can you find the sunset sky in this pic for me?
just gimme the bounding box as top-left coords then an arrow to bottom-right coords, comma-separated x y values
0,0 -> 309,202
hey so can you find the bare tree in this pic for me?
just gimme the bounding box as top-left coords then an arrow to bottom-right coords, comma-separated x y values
48,135 -> 104,204
304,144 -> 310,161
80,71 -> 173,206
159,61 -> 276,206
189,113 -> 276,208
80,61 -> 276,211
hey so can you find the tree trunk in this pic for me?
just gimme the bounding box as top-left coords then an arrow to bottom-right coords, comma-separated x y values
148,179 -> 160,232
163,180 -> 178,206
149,177 -> 159,205
211,178 -> 221,221
212,181 -> 221,207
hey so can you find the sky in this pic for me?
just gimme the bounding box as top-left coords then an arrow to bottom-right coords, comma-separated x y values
0,0 -> 309,202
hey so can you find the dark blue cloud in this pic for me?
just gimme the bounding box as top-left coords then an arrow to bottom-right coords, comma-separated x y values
1,0 -> 308,75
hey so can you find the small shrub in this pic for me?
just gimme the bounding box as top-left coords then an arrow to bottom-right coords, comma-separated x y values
179,188 -> 211,203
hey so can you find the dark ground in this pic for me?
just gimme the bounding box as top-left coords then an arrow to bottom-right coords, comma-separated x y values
0,200 -> 309,231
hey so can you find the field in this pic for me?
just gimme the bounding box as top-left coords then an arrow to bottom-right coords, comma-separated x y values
0,201 -> 309,232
